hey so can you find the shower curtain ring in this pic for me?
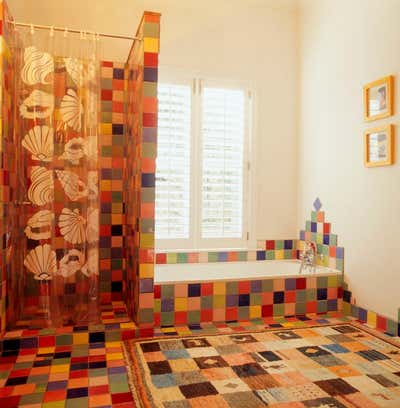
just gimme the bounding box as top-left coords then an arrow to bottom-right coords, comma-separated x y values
50,25 -> 54,37
30,23 -> 34,35
64,27 -> 68,38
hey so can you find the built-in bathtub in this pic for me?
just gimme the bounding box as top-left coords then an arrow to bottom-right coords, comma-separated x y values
153,260 -> 343,326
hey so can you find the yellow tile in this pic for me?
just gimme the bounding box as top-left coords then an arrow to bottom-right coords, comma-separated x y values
249,305 -> 261,319
214,282 -> 226,295
73,333 -> 88,344
106,352 -> 123,361
367,311 -> 377,328
175,298 -> 188,312
105,341 -> 122,348
139,264 -> 154,278
275,250 -> 284,260
161,327 -> 176,333
50,364 -> 70,373
101,123 -> 112,135
38,347 -> 55,354
143,37 -> 159,53
120,322 -> 135,329
111,214 -> 123,224
101,180 -> 111,190
140,233 -> 154,249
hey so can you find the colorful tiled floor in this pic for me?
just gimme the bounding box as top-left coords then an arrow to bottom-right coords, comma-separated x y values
0,313 -> 399,407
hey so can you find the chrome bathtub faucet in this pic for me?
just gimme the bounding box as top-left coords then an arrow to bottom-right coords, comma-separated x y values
299,240 -> 317,274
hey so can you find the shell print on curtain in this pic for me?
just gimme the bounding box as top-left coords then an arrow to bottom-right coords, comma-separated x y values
13,27 -> 100,327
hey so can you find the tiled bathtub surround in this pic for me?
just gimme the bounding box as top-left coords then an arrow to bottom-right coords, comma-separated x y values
154,274 -> 343,327
297,198 -> 345,272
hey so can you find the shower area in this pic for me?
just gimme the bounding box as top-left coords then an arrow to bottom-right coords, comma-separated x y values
0,1 -> 160,332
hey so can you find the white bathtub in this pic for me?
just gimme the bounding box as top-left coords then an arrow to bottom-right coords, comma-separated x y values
154,260 -> 341,283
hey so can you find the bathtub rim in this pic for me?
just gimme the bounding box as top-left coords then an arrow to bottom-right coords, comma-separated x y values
154,259 -> 342,285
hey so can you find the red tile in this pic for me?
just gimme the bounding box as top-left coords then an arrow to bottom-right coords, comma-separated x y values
39,335 -> 55,347
155,253 -> 166,264
175,312 -> 188,325
376,315 -> 387,331
101,89 -> 113,100
306,301 -> 317,313
144,52 -> 158,67
90,385 -> 109,396
226,308 -> 238,321
323,223 -> 331,234
154,285 -> 161,299
143,113 -> 157,127
284,291 -> 296,303
201,283 -> 213,296
111,392 -> 133,404
262,304 -> 273,317
266,240 -> 275,250
296,278 -> 306,290
200,310 -> 213,322
238,281 -> 250,294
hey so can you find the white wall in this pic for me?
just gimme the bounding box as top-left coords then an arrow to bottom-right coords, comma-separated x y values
298,0 -> 400,321
9,0 -> 300,242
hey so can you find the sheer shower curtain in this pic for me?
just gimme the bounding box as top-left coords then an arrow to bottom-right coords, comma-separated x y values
10,26 -> 100,326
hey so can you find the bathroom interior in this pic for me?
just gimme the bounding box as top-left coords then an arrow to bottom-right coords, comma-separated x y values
0,0 -> 399,407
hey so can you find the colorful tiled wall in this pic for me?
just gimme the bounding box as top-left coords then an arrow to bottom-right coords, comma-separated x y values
154,274 -> 343,327
155,240 -> 298,265
297,198 -> 345,272
342,287 -> 400,337
125,12 -> 160,327
99,61 -> 126,304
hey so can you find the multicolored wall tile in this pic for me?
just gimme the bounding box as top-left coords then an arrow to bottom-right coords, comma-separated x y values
297,198 -> 344,272
125,12 -> 160,327
155,241 -> 298,265
154,274 -> 343,327
99,60 -> 126,304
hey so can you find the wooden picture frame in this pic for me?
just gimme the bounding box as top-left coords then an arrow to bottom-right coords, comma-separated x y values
363,75 -> 394,121
364,125 -> 394,167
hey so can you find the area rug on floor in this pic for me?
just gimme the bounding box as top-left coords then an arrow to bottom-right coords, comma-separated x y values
123,323 -> 400,408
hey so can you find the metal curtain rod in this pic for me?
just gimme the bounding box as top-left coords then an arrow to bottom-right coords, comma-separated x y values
8,20 -> 140,41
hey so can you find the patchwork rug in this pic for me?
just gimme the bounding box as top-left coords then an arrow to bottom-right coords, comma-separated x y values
123,324 -> 400,407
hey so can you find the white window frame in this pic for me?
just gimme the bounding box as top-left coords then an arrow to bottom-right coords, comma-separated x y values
155,70 -> 254,250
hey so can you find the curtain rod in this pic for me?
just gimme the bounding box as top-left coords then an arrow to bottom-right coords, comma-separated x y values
8,21 -> 141,41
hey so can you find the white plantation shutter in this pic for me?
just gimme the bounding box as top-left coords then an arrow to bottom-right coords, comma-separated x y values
201,87 -> 246,239
155,84 -> 191,239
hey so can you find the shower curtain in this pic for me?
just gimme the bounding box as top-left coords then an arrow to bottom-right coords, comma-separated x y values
10,26 -> 100,326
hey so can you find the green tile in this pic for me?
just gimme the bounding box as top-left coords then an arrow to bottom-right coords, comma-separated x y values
250,293 -> 261,305
161,285 -> 174,298
143,81 -> 157,97
101,146 -> 112,157
20,393 -> 44,405
188,311 -> 200,324
71,345 -> 89,357
201,296 -> 213,309
0,370 -> 10,379
141,187 -> 155,202
154,299 -> 161,313
284,250 -> 293,259
386,319 -> 398,336
208,252 -> 218,262
317,300 -> 328,313
28,375 -> 51,384
66,398 -> 88,408
306,289 -> 316,301
295,302 -> 306,315
101,111 -> 112,123
237,251 -> 247,261
342,301 -> 351,315
101,78 -> 112,89
139,308 -> 153,323
143,22 -> 160,38
336,259 -> 344,272
262,279 -> 273,292
266,251 -> 275,260
161,312 -> 174,326
306,221 -> 311,231
111,259 -> 123,269
273,304 -> 284,317
275,240 -> 284,250
238,307 -> 249,320
311,211 -> 317,222
330,234 -> 338,246
105,330 -> 121,342
296,290 -> 306,302
177,253 -> 188,263
142,143 -> 157,158
317,276 -> 328,288
43,401 -> 65,408
89,367 -> 108,377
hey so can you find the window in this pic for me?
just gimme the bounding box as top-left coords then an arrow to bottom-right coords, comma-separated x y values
155,78 -> 252,249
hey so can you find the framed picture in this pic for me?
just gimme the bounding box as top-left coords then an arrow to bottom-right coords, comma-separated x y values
364,125 -> 394,167
363,75 -> 393,121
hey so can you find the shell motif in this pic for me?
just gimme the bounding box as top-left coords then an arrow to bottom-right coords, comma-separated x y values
28,166 -> 54,206
24,210 -> 54,240
64,57 -> 82,86
59,137 -> 88,164
86,207 -> 99,244
55,170 -> 88,201
21,46 -> 54,85
20,90 -> 54,119
24,244 -> 57,280
60,89 -> 82,131
87,170 -> 98,199
22,125 -> 54,162
58,249 -> 85,278
81,249 -> 99,277
58,208 -> 86,244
